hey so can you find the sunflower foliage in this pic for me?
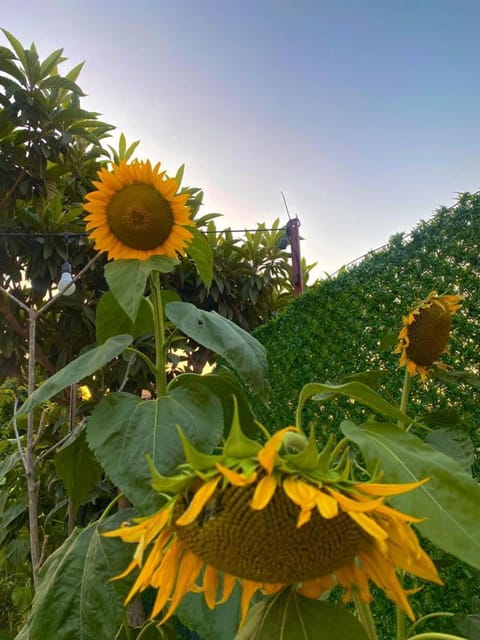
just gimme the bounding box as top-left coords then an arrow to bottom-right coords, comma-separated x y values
9,159 -> 480,640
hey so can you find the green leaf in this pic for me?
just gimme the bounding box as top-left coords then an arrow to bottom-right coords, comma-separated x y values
425,427 -> 474,471
38,75 -> 85,95
55,429 -> 103,511
166,302 -> 269,399
1,29 -> 27,68
341,421 -> 480,569
420,407 -> 461,427
0,503 -> 26,546
105,257 -> 178,321
297,381 -> 419,428
87,383 -> 223,512
21,511 -> 136,640
96,291 -> 153,344
38,48 -> 65,78
15,335 -> 133,416
177,582 -> 242,640
0,56 -> 25,84
186,226 -> 214,287
168,367 -> 260,438
454,612 -> 480,640
235,588 -> 369,640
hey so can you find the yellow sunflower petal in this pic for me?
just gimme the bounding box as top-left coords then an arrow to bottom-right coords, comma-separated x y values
216,463 -> 257,487
202,563 -> 220,609
218,573 -> 237,605
315,489 -> 339,519
239,579 -> 260,627
251,474 -> 277,510
258,427 -> 298,473
326,487 -> 384,512
353,478 -> 428,496
175,476 -> 221,526
159,549 -> 203,623
347,512 -> 388,540
148,540 -> 183,615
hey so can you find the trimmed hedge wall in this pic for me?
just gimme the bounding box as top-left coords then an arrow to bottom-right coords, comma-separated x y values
253,191 -> 480,638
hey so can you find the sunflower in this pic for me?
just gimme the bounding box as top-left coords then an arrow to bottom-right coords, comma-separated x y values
394,291 -> 463,382
84,160 -> 194,261
103,405 -> 441,628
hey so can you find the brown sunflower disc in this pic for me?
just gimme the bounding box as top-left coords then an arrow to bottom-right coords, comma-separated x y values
406,303 -> 452,366
174,483 -> 371,584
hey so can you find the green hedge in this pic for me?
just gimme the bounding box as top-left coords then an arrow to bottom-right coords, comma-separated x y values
253,191 -> 480,638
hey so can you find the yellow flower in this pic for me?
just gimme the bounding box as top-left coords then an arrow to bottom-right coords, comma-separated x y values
78,385 -> 92,401
103,413 -> 442,628
84,160 -> 194,261
393,291 -> 463,382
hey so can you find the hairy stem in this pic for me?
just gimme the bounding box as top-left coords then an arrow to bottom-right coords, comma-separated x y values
398,368 -> 413,428
149,272 -> 167,397
353,592 -> 379,640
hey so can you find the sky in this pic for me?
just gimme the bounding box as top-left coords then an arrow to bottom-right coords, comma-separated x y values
2,0 -> 480,278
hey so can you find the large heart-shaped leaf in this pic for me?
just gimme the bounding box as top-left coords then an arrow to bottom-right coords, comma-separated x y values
16,335 -> 133,416
235,588 -> 368,640
177,582 -> 242,640
87,383 -> 223,512
342,421 -> 480,569
105,256 -> 178,322
425,427 -> 474,471
19,511 -> 136,640
55,429 -> 103,512
96,291 -> 153,344
166,302 -> 269,399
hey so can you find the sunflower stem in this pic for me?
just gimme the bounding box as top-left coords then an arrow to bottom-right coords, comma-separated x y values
398,368 -> 413,430
396,598 -> 407,640
353,592 -> 379,640
150,272 -> 167,397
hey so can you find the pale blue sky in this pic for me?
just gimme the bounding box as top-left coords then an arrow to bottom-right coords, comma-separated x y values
2,1 -> 480,276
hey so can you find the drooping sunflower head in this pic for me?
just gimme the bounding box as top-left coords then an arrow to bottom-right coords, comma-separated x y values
394,291 -> 463,382
84,160 -> 194,261
103,403 -> 442,627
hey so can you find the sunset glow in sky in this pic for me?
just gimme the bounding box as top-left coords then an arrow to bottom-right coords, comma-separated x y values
3,1 -> 480,277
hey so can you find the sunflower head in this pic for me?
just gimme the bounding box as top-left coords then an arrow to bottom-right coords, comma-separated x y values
84,160 -> 194,261
394,291 -> 463,382
103,401 -> 441,627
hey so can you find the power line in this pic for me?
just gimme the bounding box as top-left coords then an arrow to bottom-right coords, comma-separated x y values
0,227 -> 284,239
